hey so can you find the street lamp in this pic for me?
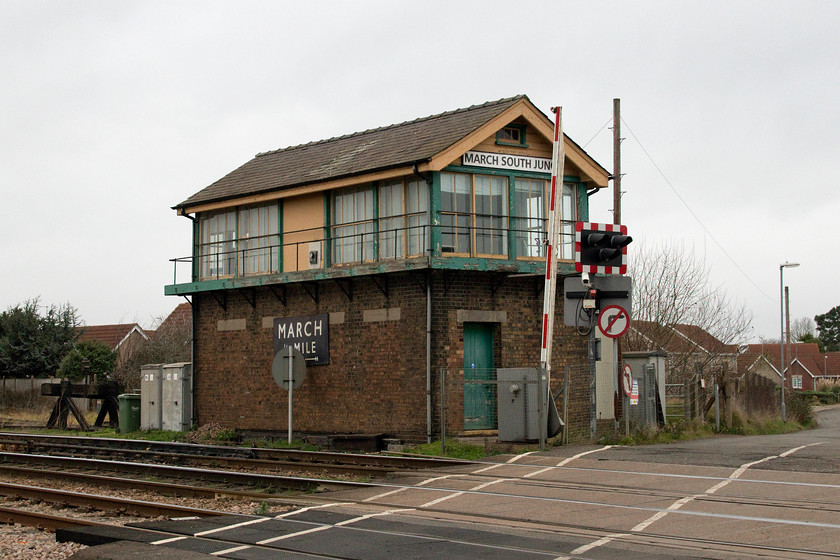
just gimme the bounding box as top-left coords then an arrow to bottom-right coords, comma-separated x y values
780,261 -> 800,422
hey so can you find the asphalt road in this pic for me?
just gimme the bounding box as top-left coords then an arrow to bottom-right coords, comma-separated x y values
576,404 -> 840,473
321,404 -> 840,559
113,408 -> 840,559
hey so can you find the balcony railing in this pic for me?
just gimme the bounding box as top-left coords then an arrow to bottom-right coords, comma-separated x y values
169,214 -> 578,286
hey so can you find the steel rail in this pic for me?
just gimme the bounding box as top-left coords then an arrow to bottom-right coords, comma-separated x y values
0,451 -> 353,492
0,481 -> 226,518
0,506 -> 99,531
0,432 -> 471,471
0,463 -> 283,500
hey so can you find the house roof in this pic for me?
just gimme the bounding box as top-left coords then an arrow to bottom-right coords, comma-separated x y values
77,324 -> 149,350
155,303 -> 191,339
175,95 -> 609,213
626,320 -> 738,356
742,343 -> 840,378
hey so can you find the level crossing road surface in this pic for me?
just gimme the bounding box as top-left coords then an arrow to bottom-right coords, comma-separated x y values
68,405 -> 840,559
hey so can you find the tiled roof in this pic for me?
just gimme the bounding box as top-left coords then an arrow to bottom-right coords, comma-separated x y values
77,324 -> 147,350
176,95 -> 535,210
155,303 -> 191,339
626,320 -> 737,355
743,343 -> 840,377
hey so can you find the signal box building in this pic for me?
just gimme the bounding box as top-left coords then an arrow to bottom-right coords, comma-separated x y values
165,95 -> 610,442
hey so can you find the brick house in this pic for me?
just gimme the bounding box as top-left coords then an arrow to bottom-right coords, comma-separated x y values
165,95 -> 610,442
625,320 -> 739,384
742,343 -> 840,392
77,324 -> 149,373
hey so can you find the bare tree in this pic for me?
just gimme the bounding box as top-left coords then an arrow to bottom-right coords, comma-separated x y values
624,241 -> 753,389
791,317 -> 815,342
113,309 -> 191,390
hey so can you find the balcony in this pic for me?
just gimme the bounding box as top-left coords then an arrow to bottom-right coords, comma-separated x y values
164,214 -> 579,296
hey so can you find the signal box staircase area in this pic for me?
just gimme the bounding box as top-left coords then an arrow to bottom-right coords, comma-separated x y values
165,94 -> 611,443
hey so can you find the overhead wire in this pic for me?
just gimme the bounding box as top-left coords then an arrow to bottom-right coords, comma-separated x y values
619,116 -> 775,303
581,116 -> 613,149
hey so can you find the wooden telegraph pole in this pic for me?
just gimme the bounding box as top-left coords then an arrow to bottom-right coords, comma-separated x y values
613,98 -> 625,435
613,98 -> 621,225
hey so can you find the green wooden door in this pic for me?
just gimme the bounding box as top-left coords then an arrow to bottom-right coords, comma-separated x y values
463,322 -> 495,430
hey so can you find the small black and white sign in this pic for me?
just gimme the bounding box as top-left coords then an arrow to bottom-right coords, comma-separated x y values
273,313 -> 329,365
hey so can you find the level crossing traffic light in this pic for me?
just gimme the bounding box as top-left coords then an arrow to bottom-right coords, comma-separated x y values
574,221 -> 632,274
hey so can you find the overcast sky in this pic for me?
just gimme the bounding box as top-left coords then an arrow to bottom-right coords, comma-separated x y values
2,1 -> 837,341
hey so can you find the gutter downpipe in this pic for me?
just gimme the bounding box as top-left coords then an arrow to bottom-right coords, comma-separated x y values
176,210 -> 197,429
414,164 -> 433,444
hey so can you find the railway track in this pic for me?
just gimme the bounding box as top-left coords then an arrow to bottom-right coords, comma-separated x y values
0,432 -> 469,477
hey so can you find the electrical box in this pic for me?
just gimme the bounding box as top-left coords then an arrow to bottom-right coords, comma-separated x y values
140,364 -> 163,430
497,368 -> 541,442
161,362 -> 192,432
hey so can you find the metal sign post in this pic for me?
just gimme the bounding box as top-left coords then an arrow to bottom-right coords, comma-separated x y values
272,346 -> 307,445
287,346 -> 293,444
622,364 -> 633,436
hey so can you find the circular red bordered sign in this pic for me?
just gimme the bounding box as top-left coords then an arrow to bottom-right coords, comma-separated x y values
622,364 -> 633,397
598,305 -> 630,339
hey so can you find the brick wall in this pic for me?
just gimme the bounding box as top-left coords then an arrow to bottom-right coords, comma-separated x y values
192,270 -> 592,440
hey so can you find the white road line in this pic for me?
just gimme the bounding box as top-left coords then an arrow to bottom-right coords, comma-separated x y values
509,451 -> 538,463
570,533 -> 629,555
211,545 -> 251,555
632,442 -> 822,534
334,508 -> 416,526
151,536 -> 187,545
257,524 -> 331,544
259,508 -> 415,545
193,516 -> 270,536
780,442 -> 824,457
524,445 -> 613,478
472,463 -> 503,473
419,479 -> 509,508
363,475 -> 456,502
275,502 -> 344,518
474,451 -> 538,474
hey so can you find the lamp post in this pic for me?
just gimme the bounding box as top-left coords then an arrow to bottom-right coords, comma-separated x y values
779,262 -> 799,422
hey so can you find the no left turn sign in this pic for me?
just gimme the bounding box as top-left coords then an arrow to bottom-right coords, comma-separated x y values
598,305 -> 630,339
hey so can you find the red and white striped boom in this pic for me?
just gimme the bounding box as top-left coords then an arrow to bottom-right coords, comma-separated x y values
539,107 -> 566,373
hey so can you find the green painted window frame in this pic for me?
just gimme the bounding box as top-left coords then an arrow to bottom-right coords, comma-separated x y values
495,123 -> 528,148
434,166 -> 584,260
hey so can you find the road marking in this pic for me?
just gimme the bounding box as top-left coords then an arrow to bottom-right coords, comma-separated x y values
363,475 -> 456,502
474,451 -> 537,473
151,536 -> 187,545
257,524 -> 331,544
570,533 -> 629,555
274,502 -> 344,518
419,479 -> 509,508
194,516 -> 271,536
335,508 -> 415,526
632,442 -> 824,533
524,445 -> 613,478
211,545 -> 251,555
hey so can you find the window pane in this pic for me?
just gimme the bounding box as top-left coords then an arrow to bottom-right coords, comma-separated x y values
380,181 -> 405,259
474,175 -> 507,256
515,179 -> 546,258
406,179 -> 428,255
560,183 -> 576,260
333,186 -> 374,264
